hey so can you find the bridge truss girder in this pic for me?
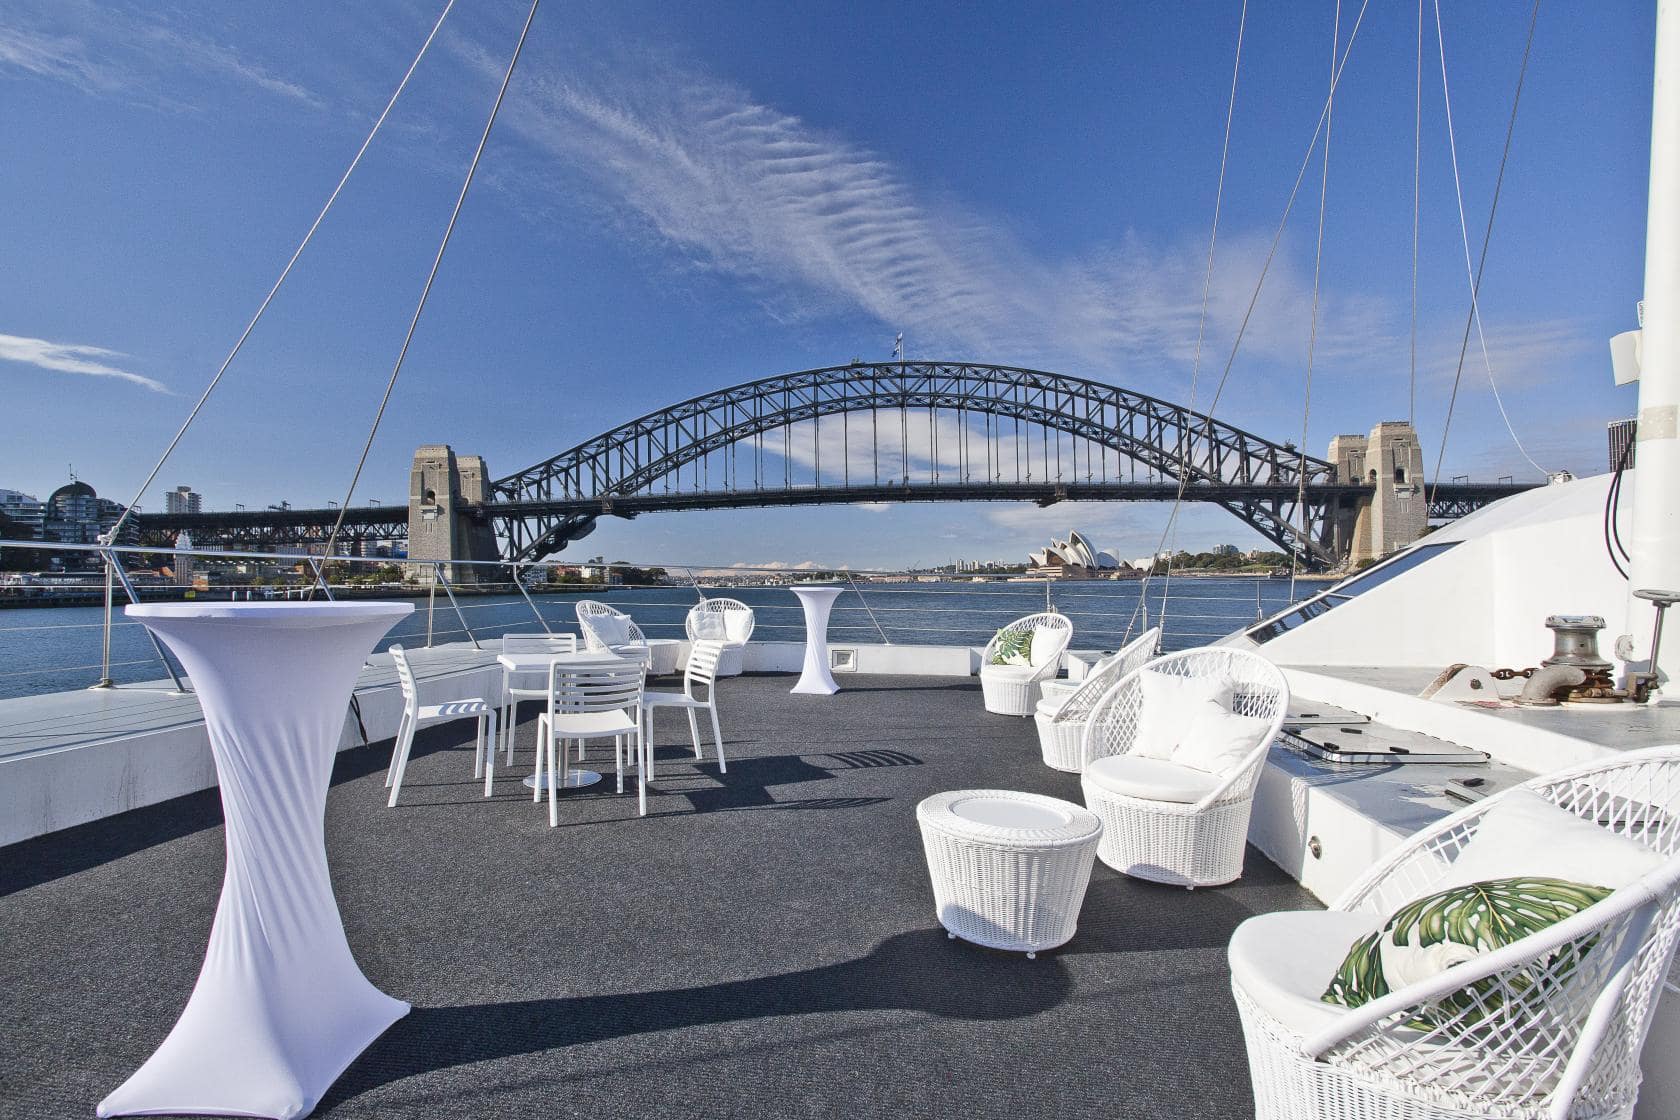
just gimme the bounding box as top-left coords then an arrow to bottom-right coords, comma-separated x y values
493,362 -> 1343,564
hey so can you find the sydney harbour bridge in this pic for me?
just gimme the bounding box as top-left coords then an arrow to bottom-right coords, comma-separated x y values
130,362 -> 1534,569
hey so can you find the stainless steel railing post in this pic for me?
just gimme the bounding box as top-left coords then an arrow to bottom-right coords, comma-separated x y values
94,552 -> 116,689
306,557 -> 335,601
426,574 -> 436,647
105,548 -> 189,694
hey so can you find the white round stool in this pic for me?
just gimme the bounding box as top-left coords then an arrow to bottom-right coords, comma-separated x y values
916,789 -> 1103,957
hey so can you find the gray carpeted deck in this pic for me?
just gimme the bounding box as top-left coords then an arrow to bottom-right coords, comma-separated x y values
0,673 -> 1316,1119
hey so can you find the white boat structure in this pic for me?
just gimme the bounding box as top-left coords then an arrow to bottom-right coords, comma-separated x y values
6,3 -> 1680,1118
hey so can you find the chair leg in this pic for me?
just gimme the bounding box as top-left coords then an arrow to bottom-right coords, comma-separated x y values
533,715 -> 547,803
615,734 -> 625,794
482,711 -> 498,797
685,708 -> 703,760
387,716 -> 419,808
473,714 -> 485,780
709,705 -> 726,773
547,730 -> 559,828
637,722 -> 648,816
385,711 -> 410,787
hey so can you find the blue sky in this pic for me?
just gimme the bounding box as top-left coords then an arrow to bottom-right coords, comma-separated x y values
0,1 -> 1656,568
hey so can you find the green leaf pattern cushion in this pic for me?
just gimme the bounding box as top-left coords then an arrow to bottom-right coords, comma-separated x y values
989,628 -> 1034,666
1322,876 -> 1612,1030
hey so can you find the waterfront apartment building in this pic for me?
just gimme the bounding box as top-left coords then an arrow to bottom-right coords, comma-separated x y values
164,486 -> 202,515
0,489 -> 44,539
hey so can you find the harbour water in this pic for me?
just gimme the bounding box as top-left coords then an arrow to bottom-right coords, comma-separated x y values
0,577 -> 1308,701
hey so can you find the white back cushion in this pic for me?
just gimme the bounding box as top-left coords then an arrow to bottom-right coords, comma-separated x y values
691,611 -> 727,640
723,609 -> 754,643
1029,625 -> 1063,667
1172,697 -> 1273,776
1432,788 -> 1664,894
591,613 -> 629,647
1132,669 -> 1235,760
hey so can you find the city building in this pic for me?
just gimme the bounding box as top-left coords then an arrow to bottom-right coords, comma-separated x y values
0,489 -> 44,539
165,486 -> 202,515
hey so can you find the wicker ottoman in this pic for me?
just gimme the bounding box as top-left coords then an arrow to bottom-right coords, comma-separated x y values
916,789 -> 1103,958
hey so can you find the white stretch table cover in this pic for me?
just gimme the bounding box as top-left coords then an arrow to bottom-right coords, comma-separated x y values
790,586 -> 844,695
100,601 -> 414,1120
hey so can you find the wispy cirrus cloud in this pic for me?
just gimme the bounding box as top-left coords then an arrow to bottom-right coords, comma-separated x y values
0,332 -> 168,393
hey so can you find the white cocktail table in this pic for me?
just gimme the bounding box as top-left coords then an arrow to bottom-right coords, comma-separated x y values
496,650 -> 626,791
101,601 -> 413,1120
789,585 -> 844,695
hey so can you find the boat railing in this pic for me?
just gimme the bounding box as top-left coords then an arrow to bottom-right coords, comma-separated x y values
0,538 -> 1316,698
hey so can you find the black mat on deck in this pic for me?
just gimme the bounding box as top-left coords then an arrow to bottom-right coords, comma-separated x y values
0,673 -> 1316,1119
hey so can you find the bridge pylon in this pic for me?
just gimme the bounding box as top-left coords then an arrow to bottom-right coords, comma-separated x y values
407,445 -> 499,583
1326,422 -> 1428,566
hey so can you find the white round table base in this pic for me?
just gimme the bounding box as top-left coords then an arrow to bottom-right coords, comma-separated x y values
523,769 -> 604,790
101,603 -> 413,1120
790,586 -> 844,695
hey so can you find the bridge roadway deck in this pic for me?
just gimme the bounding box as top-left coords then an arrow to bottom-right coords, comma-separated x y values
2,671 -> 1314,1119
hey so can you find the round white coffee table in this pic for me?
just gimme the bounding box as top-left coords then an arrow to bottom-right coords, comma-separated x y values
101,602 -> 413,1120
916,789 -> 1103,957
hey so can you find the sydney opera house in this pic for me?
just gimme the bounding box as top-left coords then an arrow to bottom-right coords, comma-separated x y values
1026,530 -> 1138,579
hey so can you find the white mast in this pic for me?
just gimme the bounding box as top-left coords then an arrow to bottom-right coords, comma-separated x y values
1630,0 -> 1680,597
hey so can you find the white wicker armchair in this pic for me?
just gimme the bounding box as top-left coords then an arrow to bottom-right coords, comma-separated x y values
1032,627 -> 1161,772
978,612 -> 1073,716
1230,746 -> 1680,1120
684,597 -> 755,677
1078,646 -> 1289,887
574,600 -> 649,662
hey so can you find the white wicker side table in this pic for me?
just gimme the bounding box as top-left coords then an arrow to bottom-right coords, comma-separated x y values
916,789 -> 1103,958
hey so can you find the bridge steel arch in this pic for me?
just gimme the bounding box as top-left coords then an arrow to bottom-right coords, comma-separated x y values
491,362 -> 1343,564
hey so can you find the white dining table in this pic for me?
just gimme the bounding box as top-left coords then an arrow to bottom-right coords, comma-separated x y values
497,650 -> 627,791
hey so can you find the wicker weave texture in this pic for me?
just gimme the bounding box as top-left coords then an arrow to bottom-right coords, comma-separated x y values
1077,646 -> 1289,887
1033,628 -> 1161,771
1234,746 -> 1680,1120
978,613 -> 1073,716
917,790 -> 1102,954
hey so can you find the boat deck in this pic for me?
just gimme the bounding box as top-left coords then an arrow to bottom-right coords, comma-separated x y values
1,672 -> 1314,1119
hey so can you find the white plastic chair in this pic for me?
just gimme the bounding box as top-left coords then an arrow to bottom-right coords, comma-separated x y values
534,661 -> 646,825
685,598 -> 755,677
1230,746 -> 1680,1120
384,644 -> 498,808
499,632 -> 578,759
640,638 -> 727,778
575,599 -> 651,663
1078,646 -> 1289,887
1032,626 -> 1160,772
978,612 -> 1073,716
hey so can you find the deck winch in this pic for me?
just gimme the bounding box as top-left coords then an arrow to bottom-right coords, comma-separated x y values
1519,615 -> 1627,706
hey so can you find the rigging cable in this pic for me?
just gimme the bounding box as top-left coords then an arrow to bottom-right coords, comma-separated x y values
1289,0 -> 1343,603
107,0 -> 459,542
317,0 -> 542,570
1139,0 -> 1246,642
1126,0 -> 1373,641
1410,0 -> 1423,426
1426,0 -> 1545,504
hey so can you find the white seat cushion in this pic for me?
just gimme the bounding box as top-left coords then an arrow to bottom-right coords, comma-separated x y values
546,710 -> 638,736
1083,754 -> 1224,804
1229,909 -> 1379,1038
1431,788 -> 1665,894
1035,696 -> 1065,718
982,663 -> 1039,681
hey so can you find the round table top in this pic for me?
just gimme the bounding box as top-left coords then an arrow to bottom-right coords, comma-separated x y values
917,789 -> 1101,845
127,601 -> 414,627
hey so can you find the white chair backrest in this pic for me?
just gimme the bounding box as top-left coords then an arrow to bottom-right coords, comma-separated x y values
1082,645 -> 1289,763
389,644 -> 418,712
547,661 -> 645,715
1051,626 -> 1161,726
503,632 -> 578,654
684,639 -> 725,697
686,598 -> 755,644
